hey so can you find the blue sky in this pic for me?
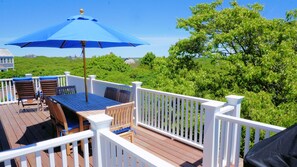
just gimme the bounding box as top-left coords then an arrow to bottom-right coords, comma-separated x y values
0,0 -> 296,58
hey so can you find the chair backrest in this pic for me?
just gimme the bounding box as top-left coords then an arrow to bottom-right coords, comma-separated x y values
45,97 -> 57,120
117,90 -> 131,103
14,80 -> 36,100
40,79 -> 58,97
105,102 -> 134,132
104,87 -> 118,101
46,98 -> 68,130
56,85 -> 77,95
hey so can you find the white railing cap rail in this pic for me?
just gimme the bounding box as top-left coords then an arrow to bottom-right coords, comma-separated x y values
0,78 -> 13,81
216,114 -> 286,132
67,75 -> 85,79
93,79 -> 132,87
0,130 -> 93,162
0,75 -> 66,81
219,105 -> 235,114
139,87 -> 222,103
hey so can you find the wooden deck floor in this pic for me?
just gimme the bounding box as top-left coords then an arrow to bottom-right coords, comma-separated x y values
0,103 -> 203,167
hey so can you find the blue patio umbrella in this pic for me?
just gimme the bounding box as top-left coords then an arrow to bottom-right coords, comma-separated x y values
6,9 -> 148,102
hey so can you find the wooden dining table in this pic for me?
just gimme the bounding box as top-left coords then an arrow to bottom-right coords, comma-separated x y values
50,92 -> 121,132
50,92 -> 121,152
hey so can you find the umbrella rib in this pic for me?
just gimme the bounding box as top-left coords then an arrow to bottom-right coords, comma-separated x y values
21,42 -> 32,48
128,43 -> 136,47
60,40 -> 67,48
97,42 -> 102,48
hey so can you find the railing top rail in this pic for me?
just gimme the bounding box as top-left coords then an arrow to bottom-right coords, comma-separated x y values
219,105 -> 235,114
0,78 -> 12,81
93,79 -> 132,88
216,114 -> 285,132
101,130 -> 174,167
67,75 -> 85,79
33,75 -> 66,78
0,75 -> 66,81
139,87 -> 221,103
0,130 -> 93,162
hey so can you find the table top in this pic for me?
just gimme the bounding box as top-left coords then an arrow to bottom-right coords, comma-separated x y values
50,92 -> 121,113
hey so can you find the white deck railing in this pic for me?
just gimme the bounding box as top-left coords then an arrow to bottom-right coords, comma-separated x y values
92,79 -> 132,97
66,73 -> 133,99
66,75 -> 87,93
0,75 -> 66,105
136,87 -> 217,149
100,130 -> 173,167
0,114 -> 173,167
0,130 -> 93,167
215,114 -> 285,167
0,78 -> 17,104
201,99 -> 286,167
0,72 -> 287,167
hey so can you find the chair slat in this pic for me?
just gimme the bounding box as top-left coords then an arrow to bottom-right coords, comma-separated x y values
56,85 -> 77,95
105,102 -> 135,142
104,87 -> 118,101
14,80 -> 40,108
118,90 -> 131,103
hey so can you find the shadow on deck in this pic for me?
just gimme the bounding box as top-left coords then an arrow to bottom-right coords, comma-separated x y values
0,103 -> 203,167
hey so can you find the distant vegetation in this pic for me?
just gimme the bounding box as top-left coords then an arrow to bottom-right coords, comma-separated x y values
1,0 -> 296,128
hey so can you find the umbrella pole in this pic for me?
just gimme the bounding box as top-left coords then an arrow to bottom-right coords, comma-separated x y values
81,41 -> 88,102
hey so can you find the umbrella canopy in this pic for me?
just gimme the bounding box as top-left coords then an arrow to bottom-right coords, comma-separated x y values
7,9 -> 148,102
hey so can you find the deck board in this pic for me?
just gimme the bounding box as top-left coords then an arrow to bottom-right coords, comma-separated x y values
0,103 -> 204,167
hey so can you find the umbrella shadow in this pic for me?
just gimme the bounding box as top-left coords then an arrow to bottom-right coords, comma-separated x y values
16,120 -> 54,145
0,120 -> 17,166
16,120 -> 93,155
180,158 -> 203,167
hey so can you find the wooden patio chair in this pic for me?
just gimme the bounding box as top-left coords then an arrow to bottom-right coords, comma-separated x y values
45,97 -> 57,137
40,77 -> 58,109
104,87 -> 118,101
46,98 -> 89,155
56,85 -> 77,95
105,101 -> 135,143
14,79 -> 40,110
117,90 -> 131,103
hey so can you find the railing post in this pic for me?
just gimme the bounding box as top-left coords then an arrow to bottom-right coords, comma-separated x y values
64,71 -> 70,86
225,95 -> 244,118
88,75 -> 96,94
25,74 -> 32,78
132,81 -> 142,126
87,114 -> 113,167
225,95 -> 244,164
202,101 -> 225,167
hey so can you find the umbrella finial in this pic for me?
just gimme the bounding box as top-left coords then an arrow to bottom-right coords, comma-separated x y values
80,9 -> 84,15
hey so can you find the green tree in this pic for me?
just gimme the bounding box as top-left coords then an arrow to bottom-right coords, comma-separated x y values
169,0 -> 297,126
140,52 -> 156,68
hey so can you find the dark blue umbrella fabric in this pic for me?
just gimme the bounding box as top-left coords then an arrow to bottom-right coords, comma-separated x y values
7,9 -> 148,102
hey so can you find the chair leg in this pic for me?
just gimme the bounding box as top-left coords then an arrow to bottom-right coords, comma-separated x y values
39,98 -> 43,111
66,144 -> 71,155
56,130 -> 60,137
63,131 -> 71,155
21,100 -> 25,107
50,123 -> 57,138
130,133 -> 134,143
